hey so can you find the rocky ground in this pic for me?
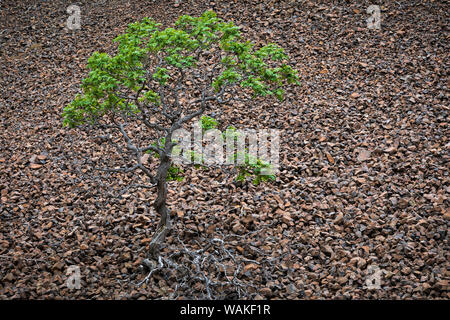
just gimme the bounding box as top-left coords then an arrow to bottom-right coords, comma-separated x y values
0,0 -> 448,299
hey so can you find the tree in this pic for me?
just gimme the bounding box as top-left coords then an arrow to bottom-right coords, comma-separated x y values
63,11 -> 300,258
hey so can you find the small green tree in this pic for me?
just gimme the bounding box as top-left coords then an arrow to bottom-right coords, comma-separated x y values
63,11 -> 299,257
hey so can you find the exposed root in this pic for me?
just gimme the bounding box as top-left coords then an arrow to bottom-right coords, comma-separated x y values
136,224 -> 285,300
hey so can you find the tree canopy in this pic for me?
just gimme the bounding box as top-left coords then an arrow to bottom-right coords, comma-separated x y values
63,10 -> 299,128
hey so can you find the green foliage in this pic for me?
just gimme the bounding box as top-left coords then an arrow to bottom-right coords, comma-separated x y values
199,115 -> 219,132
223,126 -> 275,185
235,156 -> 276,186
63,10 -> 300,128
167,165 -> 184,181
172,117 -> 277,185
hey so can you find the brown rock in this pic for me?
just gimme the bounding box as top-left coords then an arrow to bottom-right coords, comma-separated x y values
243,263 -> 258,272
281,212 -> 292,224
357,149 -> 371,162
434,280 -> 448,291
334,212 -> 344,224
3,273 -> 14,282
260,287 -> 272,297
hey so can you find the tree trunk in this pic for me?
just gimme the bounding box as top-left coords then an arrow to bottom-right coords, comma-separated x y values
148,154 -> 172,258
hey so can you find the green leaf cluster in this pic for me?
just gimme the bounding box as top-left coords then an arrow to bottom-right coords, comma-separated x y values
199,115 -> 219,132
63,11 -> 300,127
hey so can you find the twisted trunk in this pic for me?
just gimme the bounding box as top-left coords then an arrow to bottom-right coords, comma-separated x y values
148,154 -> 172,258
